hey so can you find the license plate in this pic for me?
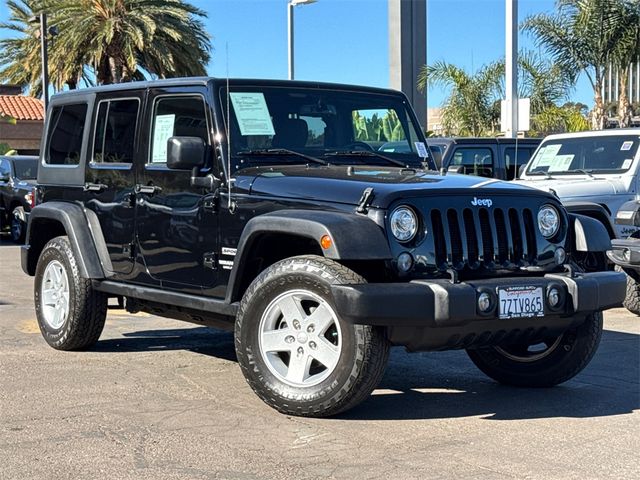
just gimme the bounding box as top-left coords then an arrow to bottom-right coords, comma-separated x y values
498,286 -> 544,319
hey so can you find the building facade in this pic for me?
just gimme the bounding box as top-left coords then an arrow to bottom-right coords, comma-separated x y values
0,85 -> 44,155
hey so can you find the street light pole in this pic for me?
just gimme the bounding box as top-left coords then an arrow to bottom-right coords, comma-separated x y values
39,13 -> 50,110
505,0 -> 518,138
288,2 -> 294,80
287,0 -> 317,81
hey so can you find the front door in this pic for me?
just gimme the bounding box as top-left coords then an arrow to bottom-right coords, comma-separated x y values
84,93 -> 142,275
135,88 -> 218,290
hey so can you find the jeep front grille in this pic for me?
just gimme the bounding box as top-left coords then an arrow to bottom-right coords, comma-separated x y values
430,207 -> 537,270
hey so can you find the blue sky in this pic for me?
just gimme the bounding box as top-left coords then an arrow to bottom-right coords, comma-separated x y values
0,0 -> 594,108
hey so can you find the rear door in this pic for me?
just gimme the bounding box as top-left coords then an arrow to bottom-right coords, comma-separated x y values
135,86 -> 218,291
84,92 -> 143,275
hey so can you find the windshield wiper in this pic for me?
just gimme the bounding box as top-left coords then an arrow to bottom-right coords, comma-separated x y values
527,168 -> 554,179
237,148 -> 327,165
325,150 -> 409,168
564,168 -> 595,178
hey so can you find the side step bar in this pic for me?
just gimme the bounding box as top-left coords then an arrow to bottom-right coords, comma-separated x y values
94,280 -> 239,317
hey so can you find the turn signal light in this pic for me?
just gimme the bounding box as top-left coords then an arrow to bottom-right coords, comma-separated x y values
320,235 -> 332,250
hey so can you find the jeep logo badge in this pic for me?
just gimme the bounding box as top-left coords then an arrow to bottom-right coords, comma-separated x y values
471,197 -> 493,208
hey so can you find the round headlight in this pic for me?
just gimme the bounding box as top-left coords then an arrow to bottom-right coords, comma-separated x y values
390,206 -> 418,242
538,205 -> 560,238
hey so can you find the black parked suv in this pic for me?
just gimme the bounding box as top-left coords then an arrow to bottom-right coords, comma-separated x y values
0,155 -> 38,242
22,78 -> 625,417
434,137 -> 542,180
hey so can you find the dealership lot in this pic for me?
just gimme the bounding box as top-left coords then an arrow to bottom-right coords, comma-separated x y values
0,239 -> 638,480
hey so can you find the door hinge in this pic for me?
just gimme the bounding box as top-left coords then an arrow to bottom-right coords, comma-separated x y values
203,252 -> 218,270
203,196 -> 218,212
123,242 -> 135,259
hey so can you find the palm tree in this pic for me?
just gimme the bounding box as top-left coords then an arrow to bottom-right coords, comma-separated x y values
523,0 -> 631,130
612,0 -> 640,127
0,1 -> 45,96
0,0 -> 212,93
50,0 -> 211,84
417,61 -> 504,136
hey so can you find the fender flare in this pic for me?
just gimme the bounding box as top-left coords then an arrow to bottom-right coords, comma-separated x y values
563,201 -> 615,239
225,209 -> 391,303
24,202 -> 113,278
569,213 -> 612,252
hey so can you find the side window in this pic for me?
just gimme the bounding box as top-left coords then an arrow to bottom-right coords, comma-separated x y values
149,96 -> 208,164
450,147 -> 494,178
0,159 -> 10,181
46,103 -> 88,165
505,147 -> 532,180
93,99 -> 139,164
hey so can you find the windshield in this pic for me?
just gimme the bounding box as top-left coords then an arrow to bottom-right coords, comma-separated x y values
526,135 -> 640,175
220,86 -> 431,171
13,159 -> 38,180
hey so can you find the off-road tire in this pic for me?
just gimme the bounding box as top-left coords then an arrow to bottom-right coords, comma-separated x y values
235,255 -> 390,417
466,312 -> 603,387
10,206 -> 26,243
34,236 -> 107,350
615,266 -> 640,316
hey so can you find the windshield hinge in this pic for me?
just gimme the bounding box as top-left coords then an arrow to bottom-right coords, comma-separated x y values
356,187 -> 375,214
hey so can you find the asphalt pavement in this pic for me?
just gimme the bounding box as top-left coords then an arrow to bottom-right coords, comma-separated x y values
1,236 -> 638,480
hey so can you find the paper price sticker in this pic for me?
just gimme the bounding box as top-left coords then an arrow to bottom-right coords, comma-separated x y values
230,92 -> 275,136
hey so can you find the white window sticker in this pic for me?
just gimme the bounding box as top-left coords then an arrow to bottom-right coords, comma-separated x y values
621,141 -> 634,151
151,114 -> 175,163
415,142 -> 428,158
230,92 -> 275,136
548,154 -> 574,172
622,158 -> 633,169
530,144 -> 562,168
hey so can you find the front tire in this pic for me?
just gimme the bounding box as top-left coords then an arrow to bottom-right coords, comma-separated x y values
235,255 -> 389,417
34,236 -> 108,350
466,312 -> 603,387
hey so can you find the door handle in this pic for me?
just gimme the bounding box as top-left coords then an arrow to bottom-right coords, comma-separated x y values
84,182 -> 108,192
135,184 -> 162,195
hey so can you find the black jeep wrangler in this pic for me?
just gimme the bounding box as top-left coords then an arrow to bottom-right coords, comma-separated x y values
22,78 -> 626,417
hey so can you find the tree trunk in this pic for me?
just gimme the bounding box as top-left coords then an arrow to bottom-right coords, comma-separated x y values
108,56 -> 122,84
618,66 -> 632,128
592,80 -> 606,130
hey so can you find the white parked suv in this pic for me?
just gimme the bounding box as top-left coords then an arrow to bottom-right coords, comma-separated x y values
519,129 -> 640,313
519,129 -> 640,239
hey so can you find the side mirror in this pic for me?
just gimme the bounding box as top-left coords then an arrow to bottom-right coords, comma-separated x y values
0,173 -> 9,183
167,136 -> 205,170
518,164 -> 527,178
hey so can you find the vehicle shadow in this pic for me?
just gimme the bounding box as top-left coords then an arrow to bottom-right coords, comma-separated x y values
92,327 -> 238,362
342,329 -> 640,421
92,327 -> 639,421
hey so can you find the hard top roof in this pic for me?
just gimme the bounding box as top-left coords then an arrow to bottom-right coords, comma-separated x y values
49,77 -> 404,99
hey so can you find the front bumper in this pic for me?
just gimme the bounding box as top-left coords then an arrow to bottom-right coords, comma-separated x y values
608,238 -> 640,270
331,271 -> 626,351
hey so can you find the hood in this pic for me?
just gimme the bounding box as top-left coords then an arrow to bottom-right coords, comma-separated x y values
516,176 -> 626,200
238,165 -> 553,208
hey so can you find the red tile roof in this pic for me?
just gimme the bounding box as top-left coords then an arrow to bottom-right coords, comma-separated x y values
0,95 -> 44,121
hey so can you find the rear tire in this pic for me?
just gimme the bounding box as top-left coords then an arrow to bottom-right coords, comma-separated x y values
34,236 -> 107,350
235,255 -> 389,417
466,312 -> 603,387
615,266 -> 640,316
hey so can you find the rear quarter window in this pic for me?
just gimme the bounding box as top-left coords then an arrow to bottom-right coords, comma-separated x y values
45,103 -> 88,165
